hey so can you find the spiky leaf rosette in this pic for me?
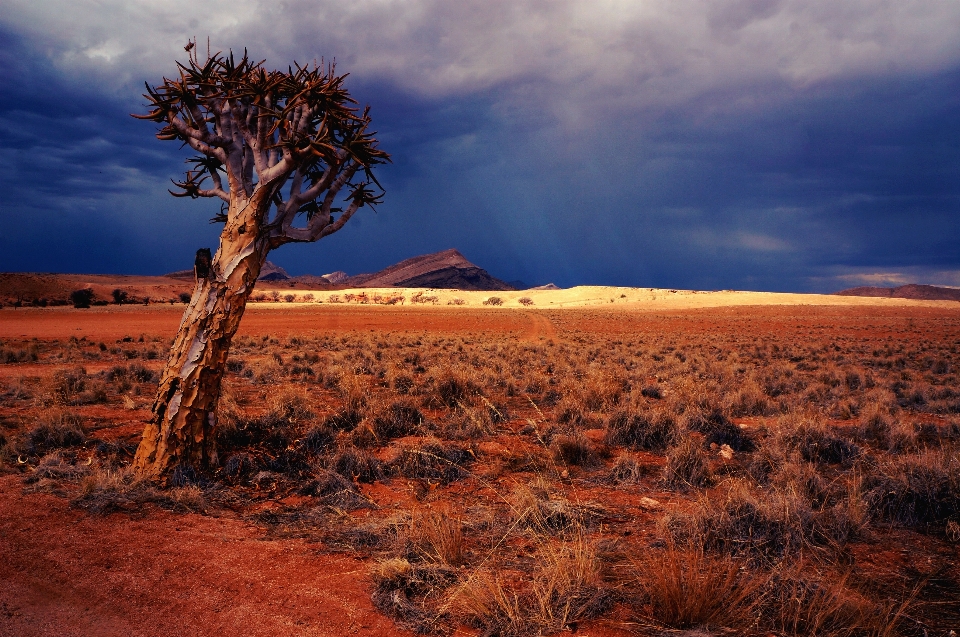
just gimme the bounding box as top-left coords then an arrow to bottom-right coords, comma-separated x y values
135,45 -> 390,246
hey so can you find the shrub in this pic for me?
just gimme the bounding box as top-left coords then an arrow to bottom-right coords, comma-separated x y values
370,558 -> 457,632
483,297 -> 503,306
672,478 -> 859,557
49,367 -> 87,404
403,506 -> 465,566
326,443 -> 384,483
388,439 -> 473,484
111,289 -> 128,305
762,567 -> 909,636
18,410 -> 86,457
518,297 -> 533,306
550,433 -> 598,467
221,452 -> 261,485
662,438 -> 712,490
777,414 -> 860,465
640,384 -> 662,399
857,403 -> 915,452
128,363 -> 156,383
372,402 -> 424,439
865,450 -> 960,527
2,344 -> 39,363
512,483 -> 598,535
608,453 -> 653,484
605,408 -> 676,451
321,408 -> 362,433
23,452 -> 90,486
453,535 -> 609,636
434,374 -> 470,408
410,291 -> 439,304
683,408 -> 755,452
70,289 -> 94,309
392,373 -> 414,395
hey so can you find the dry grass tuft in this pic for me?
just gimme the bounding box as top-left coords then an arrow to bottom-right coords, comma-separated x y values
662,437 -> 712,490
451,535 -> 609,637
404,505 -> 466,566
632,544 -> 763,630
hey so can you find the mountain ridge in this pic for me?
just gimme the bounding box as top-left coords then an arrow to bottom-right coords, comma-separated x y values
834,284 -> 960,301
341,249 -> 515,291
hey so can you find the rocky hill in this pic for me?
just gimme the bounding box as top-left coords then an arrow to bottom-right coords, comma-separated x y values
344,249 -> 515,291
165,261 -> 291,281
834,284 -> 960,302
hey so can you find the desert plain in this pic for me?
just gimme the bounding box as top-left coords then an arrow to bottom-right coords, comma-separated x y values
0,287 -> 958,636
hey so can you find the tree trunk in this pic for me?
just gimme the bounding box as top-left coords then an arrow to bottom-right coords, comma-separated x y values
134,199 -> 270,482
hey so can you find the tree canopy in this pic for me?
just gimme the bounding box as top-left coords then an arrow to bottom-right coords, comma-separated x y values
135,44 -> 390,247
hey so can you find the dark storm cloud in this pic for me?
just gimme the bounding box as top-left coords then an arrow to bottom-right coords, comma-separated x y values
1,1 -> 959,290
0,27 -> 222,273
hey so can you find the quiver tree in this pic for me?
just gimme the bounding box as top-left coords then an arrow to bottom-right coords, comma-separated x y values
131,44 -> 389,482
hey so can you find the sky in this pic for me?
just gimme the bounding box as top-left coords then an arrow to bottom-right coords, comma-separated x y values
1,1 -> 958,292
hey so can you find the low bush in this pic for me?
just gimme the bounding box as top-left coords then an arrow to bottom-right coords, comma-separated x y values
662,437 -> 712,490
372,402 -> 424,439
865,450 -> 960,527
70,289 -> 94,308
550,433 -> 598,467
18,410 -> 86,457
326,442 -> 384,483
605,407 -> 676,451
683,408 -> 755,452
388,439 -> 473,484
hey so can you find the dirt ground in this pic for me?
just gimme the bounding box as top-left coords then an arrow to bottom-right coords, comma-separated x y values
0,299 -> 958,636
0,481 -> 406,637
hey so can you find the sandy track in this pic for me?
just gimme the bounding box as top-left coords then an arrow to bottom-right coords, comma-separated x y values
522,311 -> 557,341
0,476 -> 409,637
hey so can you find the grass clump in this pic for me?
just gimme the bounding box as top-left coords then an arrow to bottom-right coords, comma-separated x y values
605,407 -> 676,451
662,437 -> 712,490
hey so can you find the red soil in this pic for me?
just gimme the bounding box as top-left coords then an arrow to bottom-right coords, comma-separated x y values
2,302 -> 959,636
0,476 -> 409,637
0,305 -> 534,341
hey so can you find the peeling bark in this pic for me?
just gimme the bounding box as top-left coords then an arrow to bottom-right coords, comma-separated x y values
133,198 -> 269,482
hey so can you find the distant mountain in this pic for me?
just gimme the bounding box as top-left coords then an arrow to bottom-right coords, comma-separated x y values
834,284 -> 960,301
322,271 -> 349,284
257,262 -> 291,281
165,261 -> 290,281
345,249 -> 515,291
162,251 -> 514,290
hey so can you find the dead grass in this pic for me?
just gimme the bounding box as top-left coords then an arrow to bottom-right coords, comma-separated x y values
632,544 -> 763,630
4,308 -> 959,634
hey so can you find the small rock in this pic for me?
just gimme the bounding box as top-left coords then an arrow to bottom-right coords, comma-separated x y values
639,497 -> 661,510
719,444 -> 734,460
